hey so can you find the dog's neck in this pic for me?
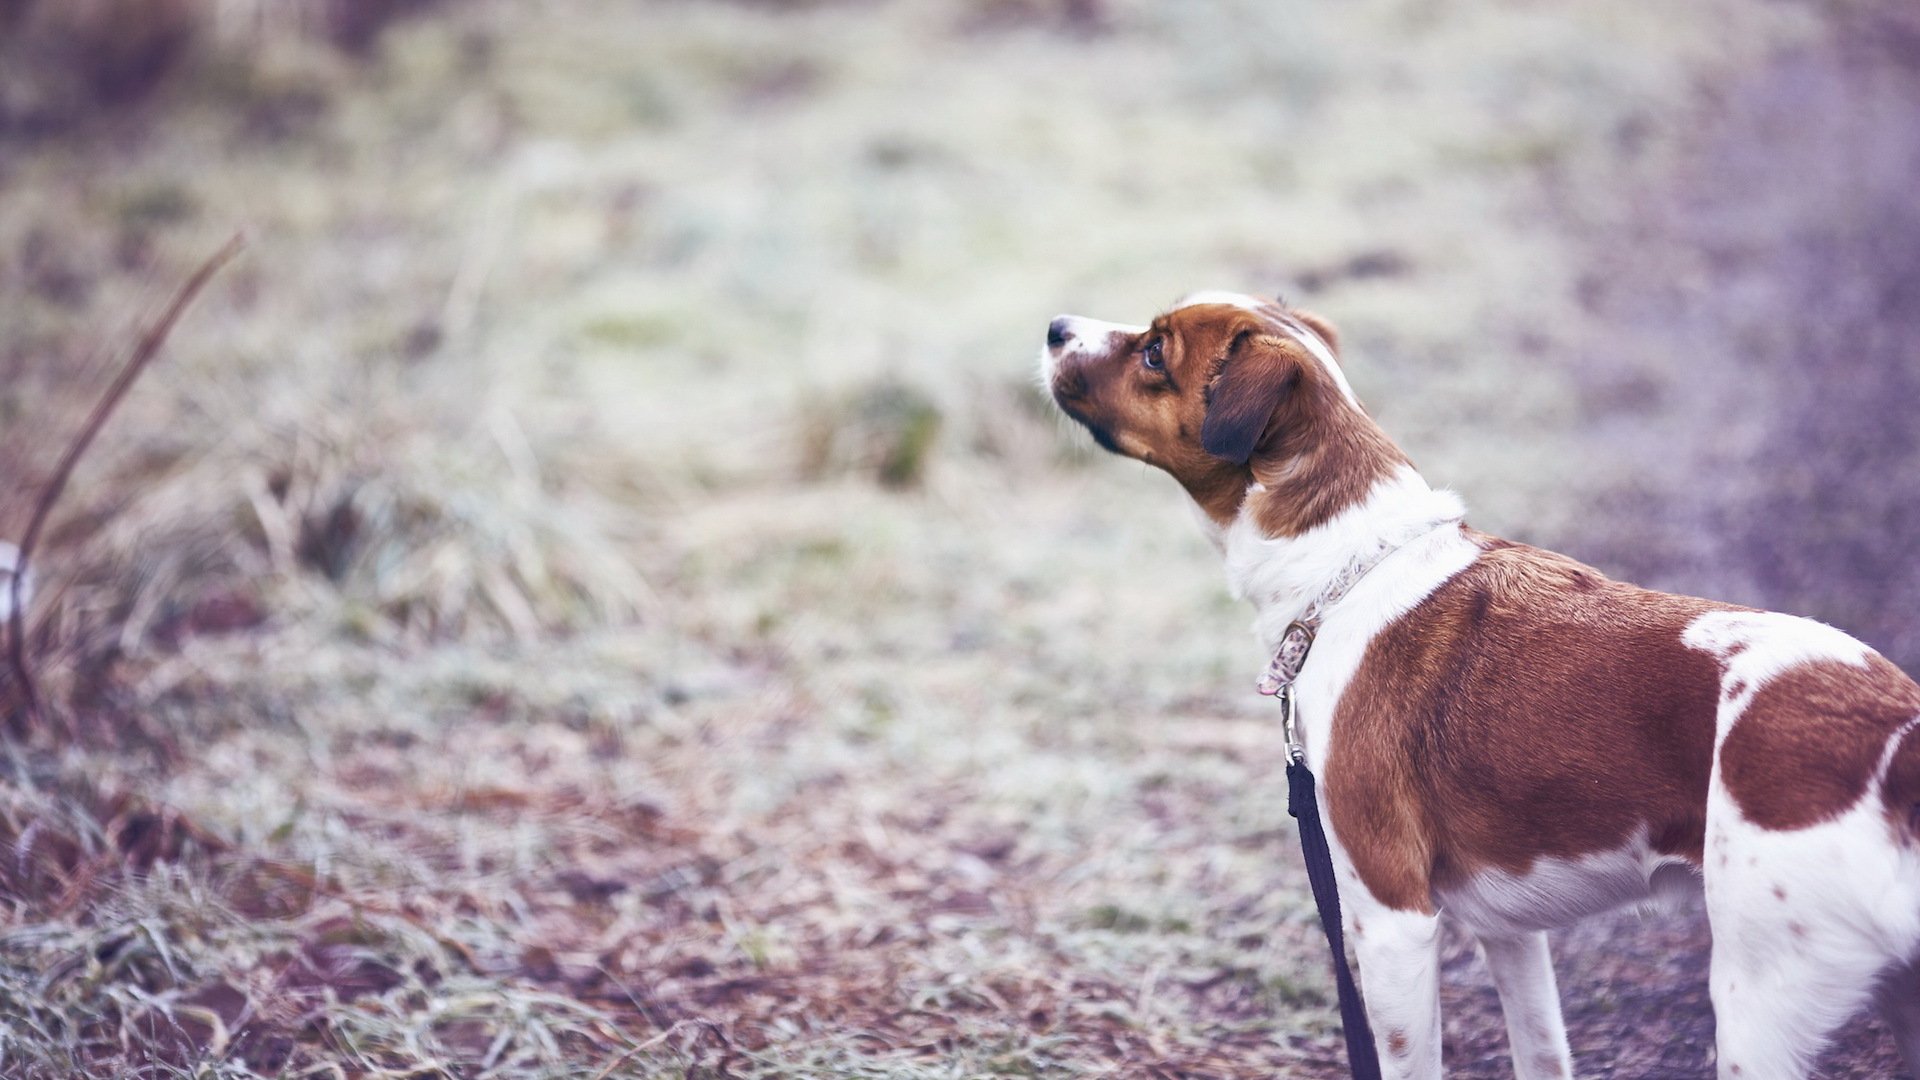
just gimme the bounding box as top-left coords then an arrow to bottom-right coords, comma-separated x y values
1209,463 -> 1466,652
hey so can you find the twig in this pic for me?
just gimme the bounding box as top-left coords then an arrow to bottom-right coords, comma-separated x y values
587,1020 -> 701,1080
6,234 -> 245,734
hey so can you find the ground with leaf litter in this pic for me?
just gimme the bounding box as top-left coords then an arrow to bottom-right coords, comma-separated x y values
3,0 -> 1917,1076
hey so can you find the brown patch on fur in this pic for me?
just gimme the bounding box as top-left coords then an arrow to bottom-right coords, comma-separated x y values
1324,535 -> 1739,912
1719,657 -> 1920,830
1241,359 -> 1408,536
1210,305 -> 1407,537
1386,1029 -> 1409,1056
1044,299 -> 1404,532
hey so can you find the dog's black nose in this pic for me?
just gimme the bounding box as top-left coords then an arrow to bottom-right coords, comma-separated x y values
1047,317 -> 1073,349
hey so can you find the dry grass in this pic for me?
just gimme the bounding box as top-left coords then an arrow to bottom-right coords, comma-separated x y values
1,0 -> 1913,1076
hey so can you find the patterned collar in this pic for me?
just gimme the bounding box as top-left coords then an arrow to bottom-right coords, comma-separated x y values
1255,515 -> 1463,699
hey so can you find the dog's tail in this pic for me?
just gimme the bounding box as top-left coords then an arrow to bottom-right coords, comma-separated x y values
1884,719 -> 1920,839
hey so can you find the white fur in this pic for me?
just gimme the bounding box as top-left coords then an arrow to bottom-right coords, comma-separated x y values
1353,906 -> 1445,1079
1705,791 -> 1920,1079
1479,932 -> 1574,1080
1278,317 -> 1357,408
1683,609 -> 1873,689
1438,827 -> 1691,937
1036,314 -> 1144,388
1220,464 -> 1467,654
1684,610 -> 1920,1079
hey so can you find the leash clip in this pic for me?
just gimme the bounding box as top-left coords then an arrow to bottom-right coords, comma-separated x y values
1281,685 -> 1306,766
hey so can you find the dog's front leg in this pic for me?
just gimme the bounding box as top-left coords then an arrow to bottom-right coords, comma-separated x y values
1478,932 -> 1573,1079
1349,902 -> 1444,1078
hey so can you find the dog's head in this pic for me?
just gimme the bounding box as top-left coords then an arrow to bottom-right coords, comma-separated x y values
1039,291 -> 1401,530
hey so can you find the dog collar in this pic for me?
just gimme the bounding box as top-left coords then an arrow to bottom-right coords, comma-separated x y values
1256,515 -> 1463,699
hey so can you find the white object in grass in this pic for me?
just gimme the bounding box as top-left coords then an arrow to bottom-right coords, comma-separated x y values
0,541 -> 30,624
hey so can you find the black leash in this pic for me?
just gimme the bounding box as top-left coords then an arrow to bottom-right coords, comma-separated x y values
1282,686 -> 1382,1080
1287,751 -> 1382,1079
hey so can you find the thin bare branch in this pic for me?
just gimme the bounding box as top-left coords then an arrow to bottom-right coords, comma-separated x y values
6,234 -> 245,734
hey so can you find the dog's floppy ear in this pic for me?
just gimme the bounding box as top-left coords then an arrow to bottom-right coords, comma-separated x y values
1201,330 -> 1300,464
1292,309 -> 1340,354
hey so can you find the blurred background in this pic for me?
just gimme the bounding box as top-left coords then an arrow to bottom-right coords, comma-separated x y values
1,0 -> 1917,1076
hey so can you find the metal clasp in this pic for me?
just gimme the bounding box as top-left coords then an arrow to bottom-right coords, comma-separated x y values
1281,685 -> 1306,765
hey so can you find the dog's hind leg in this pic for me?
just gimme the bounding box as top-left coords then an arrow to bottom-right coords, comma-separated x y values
1350,904 -> 1444,1079
1704,829 -> 1888,1079
1479,932 -> 1573,1080
1708,931 -> 1879,1080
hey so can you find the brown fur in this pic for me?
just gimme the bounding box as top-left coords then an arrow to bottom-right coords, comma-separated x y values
1719,657 -> 1920,831
1324,534 -> 1737,911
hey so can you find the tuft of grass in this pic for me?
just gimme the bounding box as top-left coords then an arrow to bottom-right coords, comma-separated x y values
798,379 -> 946,490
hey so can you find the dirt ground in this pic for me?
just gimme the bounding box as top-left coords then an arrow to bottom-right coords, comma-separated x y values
3,0 -> 1918,1076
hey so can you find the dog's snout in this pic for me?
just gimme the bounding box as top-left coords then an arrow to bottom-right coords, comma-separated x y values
1047,317 -> 1073,350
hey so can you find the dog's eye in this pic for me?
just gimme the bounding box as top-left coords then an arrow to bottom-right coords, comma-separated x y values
1143,339 -> 1165,370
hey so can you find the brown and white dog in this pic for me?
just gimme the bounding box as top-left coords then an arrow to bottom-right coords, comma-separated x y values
1038,292 -> 1920,1080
